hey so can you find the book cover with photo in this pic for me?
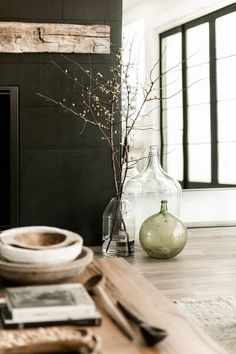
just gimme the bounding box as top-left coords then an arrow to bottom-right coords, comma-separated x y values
1,283 -> 101,327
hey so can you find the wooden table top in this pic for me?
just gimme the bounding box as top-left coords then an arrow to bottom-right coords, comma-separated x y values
81,255 -> 227,354
0,226 -> 234,354
87,226 -> 236,354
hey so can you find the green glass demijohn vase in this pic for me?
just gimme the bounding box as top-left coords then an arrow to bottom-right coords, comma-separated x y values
139,200 -> 187,259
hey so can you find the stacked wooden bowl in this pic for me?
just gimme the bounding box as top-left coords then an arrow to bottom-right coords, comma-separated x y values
0,226 -> 93,285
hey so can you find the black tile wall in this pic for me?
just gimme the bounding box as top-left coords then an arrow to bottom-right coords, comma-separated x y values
0,54 -> 20,64
20,107 -> 106,149
0,0 -> 122,245
20,148 -> 114,242
62,0 -> 122,21
0,0 -> 63,20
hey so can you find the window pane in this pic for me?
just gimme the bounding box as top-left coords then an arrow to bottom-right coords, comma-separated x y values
218,142 -> 236,184
187,64 -> 210,105
188,104 -> 211,143
187,23 -> 209,66
161,33 -> 183,183
188,144 -> 211,182
160,5 -> 236,189
163,108 -> 183,145
162,70 -> 183,109
163,144 -> 183,181
215,9 -> 236,186
161,33 -> 182,72
216,11 -> 236,58
218,100 -> 236,142
161,33 -> 182,109
217,56 -> 236,101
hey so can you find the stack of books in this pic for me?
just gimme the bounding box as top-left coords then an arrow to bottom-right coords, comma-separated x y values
0,283 -> 101,328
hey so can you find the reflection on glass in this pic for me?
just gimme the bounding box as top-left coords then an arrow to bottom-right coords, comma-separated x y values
187,23 -> 209,66
218,100 -> 236,142
187,64 -> 210,105
217,57 -> 236,101
188,104 -> 211,144
188,144 -> 211,182
163,108 -> 183,145
216,11 -> 236,58
163,144 -> 183,181
218,142 -> 236,184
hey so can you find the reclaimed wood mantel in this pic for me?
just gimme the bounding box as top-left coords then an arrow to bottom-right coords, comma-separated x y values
0,22 -> 110,54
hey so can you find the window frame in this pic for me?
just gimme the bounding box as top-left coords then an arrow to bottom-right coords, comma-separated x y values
159,3 -> 236,189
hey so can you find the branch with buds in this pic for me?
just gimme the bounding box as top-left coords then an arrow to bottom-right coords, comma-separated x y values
38,46 -> 164,254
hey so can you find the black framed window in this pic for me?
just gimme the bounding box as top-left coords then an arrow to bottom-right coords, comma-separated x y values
160,3 -> 236,188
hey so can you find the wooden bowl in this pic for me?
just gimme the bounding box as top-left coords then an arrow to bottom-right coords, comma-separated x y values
0,226 -> 80,250
0,247 -> 93,285
2,231 -> 69,249
0,226 -> 83,265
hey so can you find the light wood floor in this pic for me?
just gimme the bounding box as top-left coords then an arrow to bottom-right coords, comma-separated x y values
126,227 -> 236,301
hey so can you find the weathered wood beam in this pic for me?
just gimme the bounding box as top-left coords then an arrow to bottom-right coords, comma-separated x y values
0,22 -> 110,54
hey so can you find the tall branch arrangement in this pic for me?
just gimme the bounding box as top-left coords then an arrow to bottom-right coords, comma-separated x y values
38,46 -> 163,254
38,47 -> 160,199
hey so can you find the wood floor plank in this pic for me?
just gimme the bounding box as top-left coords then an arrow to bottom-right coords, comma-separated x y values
125,227 -> 236,300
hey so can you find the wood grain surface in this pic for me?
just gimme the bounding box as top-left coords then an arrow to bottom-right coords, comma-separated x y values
80,256 -> 227,354
0,22 -> 110,53
126,227 -> 236,300
0,227 -> 233,354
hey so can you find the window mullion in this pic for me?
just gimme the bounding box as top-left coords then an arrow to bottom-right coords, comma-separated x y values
182,28 -> 188,188
159,36 -> 164,166
209,18 -> 218,185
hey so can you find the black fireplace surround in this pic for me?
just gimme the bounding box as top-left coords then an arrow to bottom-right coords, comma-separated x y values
0,86 -> 19,230
0,0 -> 122,245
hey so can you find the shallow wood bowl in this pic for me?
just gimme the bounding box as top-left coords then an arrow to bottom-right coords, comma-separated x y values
0,226 -> 83,264
0,247 -> 93,285
2,231 -> 68,249
0,226 -> 80,250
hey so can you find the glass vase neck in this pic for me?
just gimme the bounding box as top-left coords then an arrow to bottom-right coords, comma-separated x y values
160,200 -> 168,215
146,145 -> 163,174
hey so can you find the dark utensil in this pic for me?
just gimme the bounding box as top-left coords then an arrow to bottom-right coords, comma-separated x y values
84,274 -> 133,340
117,300 -> 168,346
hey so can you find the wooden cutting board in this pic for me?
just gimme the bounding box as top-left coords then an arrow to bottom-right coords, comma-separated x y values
80,258 -> 227,354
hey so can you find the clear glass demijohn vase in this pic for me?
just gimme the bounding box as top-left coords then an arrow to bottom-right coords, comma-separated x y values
102,197 -> 135,257
124,145 -> 182,243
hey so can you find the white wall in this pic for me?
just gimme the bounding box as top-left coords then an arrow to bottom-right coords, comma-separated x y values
124,0 -> 235,29
123,0 -> 236,226
123,0 -> 235,75
182,189 -> 236,226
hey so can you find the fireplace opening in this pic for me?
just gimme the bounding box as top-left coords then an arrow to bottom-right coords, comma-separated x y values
0,86 -> 19,230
